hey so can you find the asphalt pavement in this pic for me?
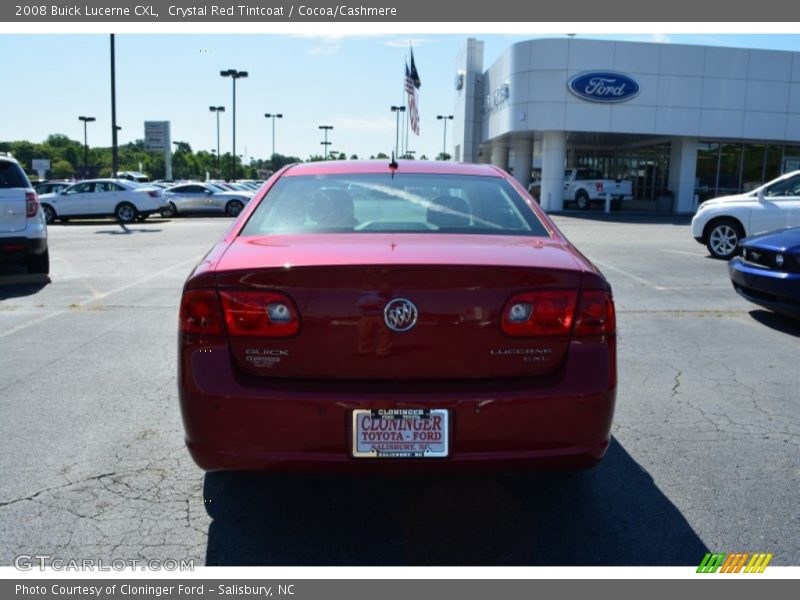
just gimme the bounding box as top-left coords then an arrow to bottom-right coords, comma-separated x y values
0,213 -> 797,566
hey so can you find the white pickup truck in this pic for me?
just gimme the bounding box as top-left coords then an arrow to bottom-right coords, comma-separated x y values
528,168 -> 634,210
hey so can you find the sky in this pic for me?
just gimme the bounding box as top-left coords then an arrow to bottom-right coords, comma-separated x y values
2,33 -> 800,164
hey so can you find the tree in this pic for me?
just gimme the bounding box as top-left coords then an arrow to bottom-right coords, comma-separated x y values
436,152 -> 452,161
350,154 -> 358,160
375,152 -> 389,159
51,159 -> 75,179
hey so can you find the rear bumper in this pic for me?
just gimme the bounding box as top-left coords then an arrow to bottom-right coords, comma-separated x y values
728,258 -> 800,318
179,336 -> 617,472
0,236 -> 47,263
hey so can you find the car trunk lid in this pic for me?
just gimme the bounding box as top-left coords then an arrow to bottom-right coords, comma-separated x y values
214,234 -> 585,380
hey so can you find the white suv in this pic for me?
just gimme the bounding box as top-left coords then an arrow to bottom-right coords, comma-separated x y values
0,155 -> 48,274
691,170 -> 800,259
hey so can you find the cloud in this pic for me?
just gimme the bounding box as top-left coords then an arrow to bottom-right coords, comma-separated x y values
383,38 -> 436,48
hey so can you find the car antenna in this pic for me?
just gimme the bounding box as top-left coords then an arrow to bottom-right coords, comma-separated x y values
389,152 -> 398,177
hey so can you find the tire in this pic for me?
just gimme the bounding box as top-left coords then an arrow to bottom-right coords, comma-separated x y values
575,190 -> 591,211
115,202 -> 138,223
160,202 -> 177,218
28,249 -> 49,275
611,198 -> 622,211
705,218 -> 744,260
42,204 -> 56,225
225,200 -> 244,217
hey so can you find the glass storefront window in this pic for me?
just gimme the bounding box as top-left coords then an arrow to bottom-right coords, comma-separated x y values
718,143 -> 742,196
782,146 -> 800,173
741,144 -> 766,191
764,145 -> 783,182
696,142 -> 719,201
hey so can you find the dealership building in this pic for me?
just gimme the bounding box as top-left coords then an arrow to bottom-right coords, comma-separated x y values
453,37 -> 800,213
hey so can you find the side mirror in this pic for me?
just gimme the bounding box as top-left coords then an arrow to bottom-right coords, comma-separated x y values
205,189 -> 213,195
757,188 -> 765,202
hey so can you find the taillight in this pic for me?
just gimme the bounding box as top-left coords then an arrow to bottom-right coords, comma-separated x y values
219,291 -> 300,337
26,192 -> 39,218
595,181 -> 603,192
179,290 -> 224,336
501,290 -> 578,337
574,290 -> 616,336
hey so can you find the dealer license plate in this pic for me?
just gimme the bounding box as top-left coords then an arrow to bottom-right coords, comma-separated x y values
352,408 -> 449,458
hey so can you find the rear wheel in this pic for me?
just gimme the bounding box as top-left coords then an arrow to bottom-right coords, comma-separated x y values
115,202 -> 138,223
161,202 -> 177,218
225,200 -> 244,217
575,190 -> 591,210
705,218 -> 744,259
42,204 -> 55,224
28,249 -> 49,275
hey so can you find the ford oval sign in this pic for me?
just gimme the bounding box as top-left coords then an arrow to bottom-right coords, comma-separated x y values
568,71 -> 639,103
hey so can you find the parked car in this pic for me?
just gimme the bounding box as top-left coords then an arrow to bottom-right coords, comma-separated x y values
528,168 -> 633,210
38,178 -> 167,224
118,171 -> 150,183
692,170 -> 800,259
35,180 -> 72,196
178,160 -> 617,471
728,226 -> 800,318
161,182 -> 251,217
0,154 -> 48,274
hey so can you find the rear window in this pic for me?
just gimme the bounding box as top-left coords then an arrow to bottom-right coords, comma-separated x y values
0,161 -> 30,189
576,169 -> 604,180
241,173 -> 549,237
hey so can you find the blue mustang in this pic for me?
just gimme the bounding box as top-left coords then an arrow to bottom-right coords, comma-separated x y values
728,227 -> 800,318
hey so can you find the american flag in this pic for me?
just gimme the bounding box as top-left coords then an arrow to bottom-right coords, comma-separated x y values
405,49 -> 421,135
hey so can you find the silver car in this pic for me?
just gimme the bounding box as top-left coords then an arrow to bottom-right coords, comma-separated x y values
161,182 -> 251,217
0,154 -> 48,274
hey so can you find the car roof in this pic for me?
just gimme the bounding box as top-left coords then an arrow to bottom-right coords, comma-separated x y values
282,160 -> 505,178
71,178 -> 129,184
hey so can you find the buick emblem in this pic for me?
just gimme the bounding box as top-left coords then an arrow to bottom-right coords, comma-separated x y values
383,298 -> 418,333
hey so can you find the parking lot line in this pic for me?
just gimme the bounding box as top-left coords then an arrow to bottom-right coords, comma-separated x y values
0,255 -> 202,338
77,256 -> 201,306
662,249 -> 706,258
591,259 -> 658,288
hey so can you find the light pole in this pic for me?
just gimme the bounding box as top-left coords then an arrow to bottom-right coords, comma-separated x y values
319,125 -> 333,160
390,106 -> 406,159
220,69 -> 248,179
78,116 -> 96,178
264,113 -> 282,164
209,106 -> 225,176
110,34 -> 118,178
437,114 -> 454,160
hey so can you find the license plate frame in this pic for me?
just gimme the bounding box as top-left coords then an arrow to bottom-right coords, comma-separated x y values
352,408 -> 449,459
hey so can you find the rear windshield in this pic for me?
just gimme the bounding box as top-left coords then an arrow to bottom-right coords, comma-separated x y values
0,161 -> 30,189
241,173 -> 549,237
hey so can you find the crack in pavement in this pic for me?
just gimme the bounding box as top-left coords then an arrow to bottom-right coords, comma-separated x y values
0,472 -> 118,508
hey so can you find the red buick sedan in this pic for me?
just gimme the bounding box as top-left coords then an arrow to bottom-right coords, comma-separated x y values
178,161 -> 616,471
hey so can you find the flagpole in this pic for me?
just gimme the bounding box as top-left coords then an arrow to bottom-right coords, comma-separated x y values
405,42 -> 410,156
402,53 -> 407,157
